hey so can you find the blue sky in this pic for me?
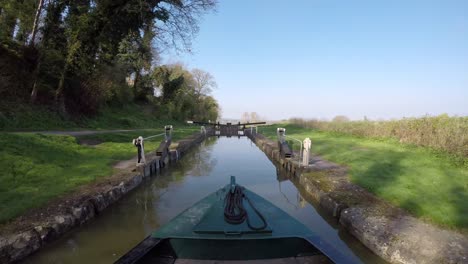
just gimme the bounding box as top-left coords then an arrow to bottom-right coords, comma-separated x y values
163,0 -> 468,120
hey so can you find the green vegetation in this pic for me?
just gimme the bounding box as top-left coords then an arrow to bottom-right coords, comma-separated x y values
0,0 -> 219,225
1,0 -> 218,126
289,115 -> 468,157
0,103 -> 190,131
260,124 -> 468,230
0,127 -> 199,224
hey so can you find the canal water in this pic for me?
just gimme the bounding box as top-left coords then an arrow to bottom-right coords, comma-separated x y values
24,137 -> 386,264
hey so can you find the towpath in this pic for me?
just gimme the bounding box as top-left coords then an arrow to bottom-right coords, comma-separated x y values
9,129 -> 152,136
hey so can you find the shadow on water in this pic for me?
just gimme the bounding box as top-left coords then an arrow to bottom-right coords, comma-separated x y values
23,136 -> 388,264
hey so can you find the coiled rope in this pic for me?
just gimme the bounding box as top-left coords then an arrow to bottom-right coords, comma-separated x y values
224,185 -> 267,231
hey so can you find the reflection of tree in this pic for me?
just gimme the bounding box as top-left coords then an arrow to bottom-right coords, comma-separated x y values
188,137 -> 218,176
155,137 -> 218,183
131,137 -> 218,232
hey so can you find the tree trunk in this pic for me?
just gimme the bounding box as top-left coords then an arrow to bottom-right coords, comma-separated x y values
30,79 -> 39,103
29,0 -> 45,103
30,0 -> 45,47
55,64 -> 68,117
133,70 -> 140,99
30,57 -> 41,103
1,13 -> 17,39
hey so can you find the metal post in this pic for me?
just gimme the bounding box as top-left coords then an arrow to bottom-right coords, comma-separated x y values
285,136 -> 302,164
277,128 -> 286,143
303,138 -> 311,166
132,136 -> 146,164
215,122 -> 220,136
164,125 -> 173,141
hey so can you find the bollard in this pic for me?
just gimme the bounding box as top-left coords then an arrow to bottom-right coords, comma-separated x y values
132,136 -> 146,164
164,125 -> 173,141
277,128 -> 292,159
302,137 -> 311,166
277,128 -> 286,143
201,126 -> 206,135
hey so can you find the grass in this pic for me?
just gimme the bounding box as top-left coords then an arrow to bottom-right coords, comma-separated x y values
0,127 -> 199,224
0,102 -> 188,131
289,116 -> 468,157
259,124 -> 468,230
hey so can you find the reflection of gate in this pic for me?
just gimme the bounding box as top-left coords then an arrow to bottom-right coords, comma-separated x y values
187,121 -> 266,137
297,192 -> 306,208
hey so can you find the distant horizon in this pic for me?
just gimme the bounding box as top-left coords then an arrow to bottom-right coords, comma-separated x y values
220,112 -> 466,123
162,0 -> 468,120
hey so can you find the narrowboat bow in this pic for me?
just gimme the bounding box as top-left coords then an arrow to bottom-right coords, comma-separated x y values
116,177 -> 360,264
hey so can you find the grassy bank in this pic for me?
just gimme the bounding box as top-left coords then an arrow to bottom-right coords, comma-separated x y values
260,124 -> 468,230
0,127 -> 198,224
289,116 -> 468,157
0,102 -> 185,131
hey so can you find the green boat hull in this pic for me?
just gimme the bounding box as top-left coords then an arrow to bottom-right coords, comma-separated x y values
116,180 -> 361,263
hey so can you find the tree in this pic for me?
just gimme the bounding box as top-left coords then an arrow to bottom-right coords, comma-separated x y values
30,0 -> 44,47
250,112 -> 259,122
152,64 -> 219,121
191,68 -> 217,97
332,115 -> 350,123
0,0 -> 37,43
3,0 -> 219,118
241,112 -> 250,123
153,0 -> 217,51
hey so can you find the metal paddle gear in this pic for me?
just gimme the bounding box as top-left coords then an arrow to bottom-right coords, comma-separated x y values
224,184 -> 267,231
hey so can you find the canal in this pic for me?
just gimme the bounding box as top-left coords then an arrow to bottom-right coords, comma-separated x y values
24,136 -> 386,263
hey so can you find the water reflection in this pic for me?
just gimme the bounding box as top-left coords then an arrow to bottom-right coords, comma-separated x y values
185,137 -> 218,177
24,137 -> 386,264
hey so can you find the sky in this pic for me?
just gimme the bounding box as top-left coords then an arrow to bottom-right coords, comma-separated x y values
163,0 -> 468,120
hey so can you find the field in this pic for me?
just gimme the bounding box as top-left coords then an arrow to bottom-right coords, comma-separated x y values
289,115 -> 468,157
260,124 -> 468,230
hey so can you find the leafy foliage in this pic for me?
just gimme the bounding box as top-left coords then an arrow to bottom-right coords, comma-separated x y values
0,0 -> 219,121
153,64 -> 219,121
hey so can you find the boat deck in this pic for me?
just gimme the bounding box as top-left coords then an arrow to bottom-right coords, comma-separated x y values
175,256 -> 331,264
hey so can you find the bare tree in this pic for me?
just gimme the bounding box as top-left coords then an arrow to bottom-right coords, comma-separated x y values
241,112 -> 250,123
332,115 -> 350,123
250,112 -> 259,122
191,68 -> 217,97
154,0 -> 218,52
